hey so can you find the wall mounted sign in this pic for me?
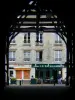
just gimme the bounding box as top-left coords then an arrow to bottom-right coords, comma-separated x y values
32,64 -> 64,68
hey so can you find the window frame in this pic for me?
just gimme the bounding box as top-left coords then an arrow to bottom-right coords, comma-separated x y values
24,32 -> 30,43
24,51 -> 31,61
36,32 -> 43,43
54,50 -> 62,62
9,70 -> 14,77
55,34 -> 62,43
36,51 -> 43,61
10,38 -> 16,43
9,51 -> 16,61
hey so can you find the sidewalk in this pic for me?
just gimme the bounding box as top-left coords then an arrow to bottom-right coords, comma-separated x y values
9,84 -> 66,86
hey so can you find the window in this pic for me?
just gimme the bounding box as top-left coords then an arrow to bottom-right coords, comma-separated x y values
36,32 -> 43,43
54,50 -> 62,61
24,51 -> 30,61
11,38 -> 15,43
10,70 -> 13,77
36,51 -> 42,61
24,32 -> 30,43
9,51 -> 15,61
55,34 -> 62,43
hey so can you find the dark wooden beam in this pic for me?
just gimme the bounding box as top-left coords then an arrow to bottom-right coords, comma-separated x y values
17,11 -> 55,16
9,27 -> 66,33
16,18 -> 58,22
15,23 -> 63,26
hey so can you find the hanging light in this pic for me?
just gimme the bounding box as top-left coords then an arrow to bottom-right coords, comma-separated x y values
22,9 -> 25,12
17,15 -> 21,19
29,1 -> 34,5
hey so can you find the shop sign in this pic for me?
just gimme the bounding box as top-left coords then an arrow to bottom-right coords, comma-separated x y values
32,64 -> 64,68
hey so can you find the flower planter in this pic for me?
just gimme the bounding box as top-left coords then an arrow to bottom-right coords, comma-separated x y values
11,80 -> 16,84
11,78 -> 16,84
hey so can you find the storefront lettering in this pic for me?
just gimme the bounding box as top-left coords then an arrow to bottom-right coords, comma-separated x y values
32,64 -> 63,68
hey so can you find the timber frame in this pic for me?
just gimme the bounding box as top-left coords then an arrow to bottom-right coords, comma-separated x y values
5,0 -> 74,86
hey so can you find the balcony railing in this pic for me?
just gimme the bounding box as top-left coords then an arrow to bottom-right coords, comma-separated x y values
55,40 -> 62,43
54,40 -> 62,46
9,58 -> 15,61
35,40 -> 43,46
36,58 -> 42,61
10,41 -> 16,44
24,40 -> 30,43
23,40 -> 31,46
55,58 -> 62,61
24,58 -> 30,61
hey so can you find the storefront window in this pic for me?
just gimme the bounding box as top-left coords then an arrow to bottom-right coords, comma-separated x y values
46,70 -> 50,78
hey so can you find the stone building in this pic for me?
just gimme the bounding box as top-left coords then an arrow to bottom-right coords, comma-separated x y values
9,31 -> 66,83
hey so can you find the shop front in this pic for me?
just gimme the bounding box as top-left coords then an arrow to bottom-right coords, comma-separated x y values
32,64 -> 64,82
14,68 -> 31,80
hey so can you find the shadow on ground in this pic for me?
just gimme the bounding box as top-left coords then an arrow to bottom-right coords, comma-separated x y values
3,85 -> 74,99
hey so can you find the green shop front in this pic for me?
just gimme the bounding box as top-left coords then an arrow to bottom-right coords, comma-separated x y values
32,64 -> 64,80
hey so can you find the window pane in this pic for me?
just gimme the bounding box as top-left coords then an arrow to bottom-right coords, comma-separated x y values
9,51 -> 15,61
36,52 -> 39,61
55,51 -> 58,58
24,51 -> 30,61
39,51 -> 42,61
36,33 -> 39,42
9,52 -> 12,58
54,50 -> 62,61
28,32 -> 30,43
55,34 -> 62,43
54,50 -> 58,61
36,52 -> 39,58
24,34 -> 27,43
11,38 -> 15,43
40,34 -> 43,43
55,34 -> 58,41
59,50 -> 62,61
36,51 -> 42,61
10,71 -> 13,77
13,51 -> 15,58
24,33 -> 30,43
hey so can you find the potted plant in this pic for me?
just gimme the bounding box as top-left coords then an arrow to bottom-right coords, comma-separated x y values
11,77 -> 16,84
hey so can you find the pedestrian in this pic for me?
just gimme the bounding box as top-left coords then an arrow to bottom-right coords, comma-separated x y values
31,75 -> 34,79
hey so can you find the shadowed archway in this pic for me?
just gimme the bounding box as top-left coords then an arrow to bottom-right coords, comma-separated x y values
5,0 -> 74,87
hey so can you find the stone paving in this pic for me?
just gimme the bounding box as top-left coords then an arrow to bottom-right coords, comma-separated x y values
8,84 -> 66,87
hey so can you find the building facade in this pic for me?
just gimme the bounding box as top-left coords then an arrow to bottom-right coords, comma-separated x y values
9,32 -> 66,83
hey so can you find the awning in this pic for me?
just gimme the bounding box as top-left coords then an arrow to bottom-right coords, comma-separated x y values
14,68 -> 31,70
32,64 -> 64,68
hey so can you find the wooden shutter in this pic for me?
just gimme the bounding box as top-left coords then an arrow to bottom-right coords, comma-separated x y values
24,70 -> 30,79
16,70 -> 22,79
